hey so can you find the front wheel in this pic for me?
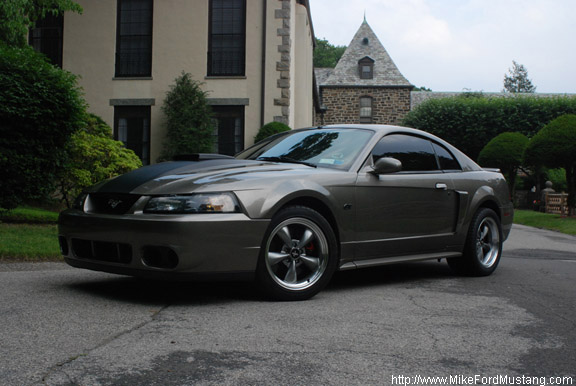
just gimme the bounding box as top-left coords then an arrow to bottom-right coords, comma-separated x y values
256,206 -> 338,301
448,207 -> 503,276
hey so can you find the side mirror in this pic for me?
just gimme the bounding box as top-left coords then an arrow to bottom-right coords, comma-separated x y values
371,157 -> 402,175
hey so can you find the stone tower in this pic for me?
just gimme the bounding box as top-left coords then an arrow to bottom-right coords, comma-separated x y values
315,20 -> 413,125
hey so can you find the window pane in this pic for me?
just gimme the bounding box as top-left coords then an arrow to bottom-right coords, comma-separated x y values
209,0 -> 246,76
359,97 -> 372,123
372,134 -> 439,172
432,142 -> 461,171
116,0 -> 153,77
29,14 -> 63,67
114,106 -> 151,165
211,106 -> 244,156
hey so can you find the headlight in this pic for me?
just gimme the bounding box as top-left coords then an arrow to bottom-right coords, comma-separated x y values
143,193 -> 240,214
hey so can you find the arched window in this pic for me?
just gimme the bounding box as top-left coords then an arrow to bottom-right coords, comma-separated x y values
358,56 -> 374,79
359,97 -> 373,123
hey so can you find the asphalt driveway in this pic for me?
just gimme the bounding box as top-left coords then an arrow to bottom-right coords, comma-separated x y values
0,224 -> 574,385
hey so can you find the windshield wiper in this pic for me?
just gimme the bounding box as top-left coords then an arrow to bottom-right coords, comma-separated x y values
257,156 -> 317,168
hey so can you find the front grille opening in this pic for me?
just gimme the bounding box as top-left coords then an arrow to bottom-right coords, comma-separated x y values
142,246 -> 179,269
71,239 -> 132,264
86,193 -> 141,215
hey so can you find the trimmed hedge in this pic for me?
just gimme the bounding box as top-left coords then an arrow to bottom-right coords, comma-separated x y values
402,95 -> 576,160
254,121 -> 291,143
525,114 -> 576,214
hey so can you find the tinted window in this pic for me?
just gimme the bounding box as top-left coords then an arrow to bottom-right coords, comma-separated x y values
432,142 -> 461,171
237,129 -> 373,170
372,134 -> 438,172
208,0 -> 246,76
115,0 -> 153,77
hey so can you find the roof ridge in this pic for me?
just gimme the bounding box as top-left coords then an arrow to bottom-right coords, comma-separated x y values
323,20 -> 412,87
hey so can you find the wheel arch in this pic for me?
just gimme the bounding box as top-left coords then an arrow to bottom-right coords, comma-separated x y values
276,196 -> 341,246
477,199 -> 502,220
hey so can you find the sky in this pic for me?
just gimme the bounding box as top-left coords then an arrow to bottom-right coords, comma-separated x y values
309,0 -> 575,93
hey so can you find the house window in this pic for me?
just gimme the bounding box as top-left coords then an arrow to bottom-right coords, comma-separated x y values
211,106 -> 245,155
114,106 -> 151,165
359,97 -> 373,123
208,0 -> 246,76
115,0 -> 153,77
358,57 -> 374,79
29,14 -> 64,67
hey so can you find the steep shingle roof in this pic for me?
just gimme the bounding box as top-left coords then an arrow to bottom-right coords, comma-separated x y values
323,20 -> 412,87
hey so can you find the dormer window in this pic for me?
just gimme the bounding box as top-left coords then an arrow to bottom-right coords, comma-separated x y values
358,56 -> 374,79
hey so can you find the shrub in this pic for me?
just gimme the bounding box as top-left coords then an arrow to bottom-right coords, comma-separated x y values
160,72 -> 214,161
478,132 -> 528,196
402,95 -> 576,160
254,121 -> 291,143
525,114 -> 576,215
0,45 -> 85,209
58,114 -> 142,207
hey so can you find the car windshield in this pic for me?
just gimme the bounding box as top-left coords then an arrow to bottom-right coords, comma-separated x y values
237,128 -> 374,170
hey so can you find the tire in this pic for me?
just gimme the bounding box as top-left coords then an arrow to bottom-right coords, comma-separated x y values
256,206 -> 338,301
448,207 -> 503,276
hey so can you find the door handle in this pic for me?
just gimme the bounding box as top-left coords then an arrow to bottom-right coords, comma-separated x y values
435,183 -> 448,190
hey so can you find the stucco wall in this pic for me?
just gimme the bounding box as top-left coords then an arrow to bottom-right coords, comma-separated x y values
62,0 -> 314,163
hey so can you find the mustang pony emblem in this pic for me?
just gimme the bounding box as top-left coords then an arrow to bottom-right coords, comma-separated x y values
107,199 -> 123,209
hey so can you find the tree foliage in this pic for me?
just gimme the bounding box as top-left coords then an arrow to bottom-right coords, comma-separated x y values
402,95 -> 576,160
0,0 -> 82,47
314,38 -> 346,68
58,114 -> 142,207
254,121 -> 291,143
160,72 -> 214,161
503,60 -> 536,93
478,132 -> 528,195
0,45 -> 85,209
524,114 -> 576,215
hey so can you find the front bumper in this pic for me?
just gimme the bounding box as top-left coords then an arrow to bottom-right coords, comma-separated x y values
58,209 -> 269,278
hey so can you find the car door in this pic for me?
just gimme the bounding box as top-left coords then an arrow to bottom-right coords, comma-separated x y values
354,134 -> 459,259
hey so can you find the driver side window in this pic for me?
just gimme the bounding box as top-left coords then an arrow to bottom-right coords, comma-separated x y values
372,134 -> 439,172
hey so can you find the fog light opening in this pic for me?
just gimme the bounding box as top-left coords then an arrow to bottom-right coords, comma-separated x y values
142,246 -> 179,269
58,236 -> 69,256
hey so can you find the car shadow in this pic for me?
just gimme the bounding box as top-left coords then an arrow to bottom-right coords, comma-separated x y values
328,260 -> 454,292
65,260 -> 456,305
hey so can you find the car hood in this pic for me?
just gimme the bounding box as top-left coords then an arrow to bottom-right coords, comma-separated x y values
89,159 -> 337,195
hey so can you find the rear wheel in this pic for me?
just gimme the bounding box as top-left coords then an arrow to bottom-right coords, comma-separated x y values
256,206 -> 338,301
448,207 -> 503,276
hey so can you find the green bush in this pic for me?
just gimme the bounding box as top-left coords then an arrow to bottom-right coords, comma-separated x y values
254,121 -> 291,143
525,114 -> 576,215
478,132 -> 528,195
160,72 -> 214,160
0,0 -> 82,48
58,114 -> 142,207
402,95 -> 576,160
0,45 -> 85,209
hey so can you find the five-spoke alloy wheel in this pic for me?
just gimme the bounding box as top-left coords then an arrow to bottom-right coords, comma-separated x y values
257,206 -> 338,301
448,207 -> 503,276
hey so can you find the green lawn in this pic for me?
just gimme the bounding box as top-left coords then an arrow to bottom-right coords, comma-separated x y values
0,223 -> 62,260
0,205 -> 59,224
513,209 -> 576,236
0,206 -> 62,260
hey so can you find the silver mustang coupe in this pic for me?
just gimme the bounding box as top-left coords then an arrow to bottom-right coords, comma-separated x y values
59,125 -> 513,300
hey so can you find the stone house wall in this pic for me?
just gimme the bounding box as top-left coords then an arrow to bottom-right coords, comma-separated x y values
316,87 -> 412,126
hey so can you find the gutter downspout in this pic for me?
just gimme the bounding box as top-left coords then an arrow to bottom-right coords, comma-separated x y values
260,0 -> 267,129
